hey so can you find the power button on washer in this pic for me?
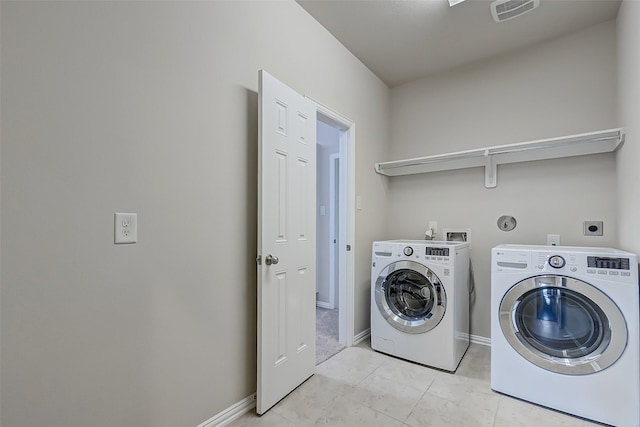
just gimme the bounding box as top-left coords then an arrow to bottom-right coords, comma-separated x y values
549,255 -> 566,269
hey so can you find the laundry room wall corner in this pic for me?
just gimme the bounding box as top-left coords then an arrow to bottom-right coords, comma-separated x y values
388,20 -> 618,339
616,0 -> 640,256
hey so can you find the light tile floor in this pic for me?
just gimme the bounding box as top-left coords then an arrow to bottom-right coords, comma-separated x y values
229,341 -> 602,426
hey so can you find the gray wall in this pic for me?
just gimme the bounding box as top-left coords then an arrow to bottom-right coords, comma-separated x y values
387,20 -> 619,339
3,1 -> 635,425
316,121 -> 340,306
0,1 -> 389,426
617,1 -> 640,255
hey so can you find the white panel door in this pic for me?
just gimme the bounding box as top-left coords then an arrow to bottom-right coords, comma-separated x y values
257,70 -> 316,414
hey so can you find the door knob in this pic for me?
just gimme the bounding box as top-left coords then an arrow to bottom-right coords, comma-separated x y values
265,254 -> 279,265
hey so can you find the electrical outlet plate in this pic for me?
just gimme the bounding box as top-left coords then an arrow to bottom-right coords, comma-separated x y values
583,221 -> 603,236
547,234 -> 561,246
115,213 -> 137,244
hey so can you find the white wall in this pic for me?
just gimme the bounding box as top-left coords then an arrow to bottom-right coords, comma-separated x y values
0,2 -> 389,426
388,20 -> 618,339
316,121 -> 340,306
617,1 -> 640,255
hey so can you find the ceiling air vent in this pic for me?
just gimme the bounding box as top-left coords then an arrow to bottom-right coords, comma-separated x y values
490,0 -> 540,22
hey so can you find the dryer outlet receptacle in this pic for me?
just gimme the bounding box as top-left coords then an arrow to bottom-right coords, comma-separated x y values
584,221 -> 603,236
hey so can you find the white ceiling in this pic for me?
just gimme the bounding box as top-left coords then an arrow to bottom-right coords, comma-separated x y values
296,0 -> 621,87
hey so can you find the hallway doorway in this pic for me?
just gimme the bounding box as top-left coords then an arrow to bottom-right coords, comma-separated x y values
314,109 -> 353,364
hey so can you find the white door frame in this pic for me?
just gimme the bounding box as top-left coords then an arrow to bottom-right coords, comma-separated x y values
307,97 -> 355,347
328,153 -> 339,310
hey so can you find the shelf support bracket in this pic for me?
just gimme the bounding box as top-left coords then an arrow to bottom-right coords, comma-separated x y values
484,150 -> 497,188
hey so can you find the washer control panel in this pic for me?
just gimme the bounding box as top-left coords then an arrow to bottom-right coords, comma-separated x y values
548,255 -> 566,269
493,246 -> 638,285
494,248 -> 634,280
532,252 -> 577,272
426,247 -> 450,257
586,256 -> 632,277
384,244 -> 455,266
587,256 -> 630,270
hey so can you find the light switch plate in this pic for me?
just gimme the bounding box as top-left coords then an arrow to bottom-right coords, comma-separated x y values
115,213 -> 137,244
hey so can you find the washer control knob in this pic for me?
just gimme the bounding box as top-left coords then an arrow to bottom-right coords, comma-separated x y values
403,246 -> 414,256
549,255 -> 566,269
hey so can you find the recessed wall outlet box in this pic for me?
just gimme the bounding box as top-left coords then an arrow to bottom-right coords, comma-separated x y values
583,221 -> 603,236
547,234 -> 561,246
115,213 -> 137,244
444,228 -> 471,245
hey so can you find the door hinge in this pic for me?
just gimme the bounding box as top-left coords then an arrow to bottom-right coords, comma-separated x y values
346,245 -> 351,251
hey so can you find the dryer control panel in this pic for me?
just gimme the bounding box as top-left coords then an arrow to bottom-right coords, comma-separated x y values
587,256 -> 630,270
492,245 -> 637,283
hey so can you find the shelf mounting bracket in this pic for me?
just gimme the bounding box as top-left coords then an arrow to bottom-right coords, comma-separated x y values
484,150 -> 497,188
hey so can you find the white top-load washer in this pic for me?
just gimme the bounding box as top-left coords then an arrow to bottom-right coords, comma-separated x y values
371,240 -> 470,371
491,244 -> 639,426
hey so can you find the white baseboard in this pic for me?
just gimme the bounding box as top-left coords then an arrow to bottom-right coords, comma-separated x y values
196,394 -> 255,427
353,328 -> 370,345
316,301 -> 333,309
470,334 -> 491,346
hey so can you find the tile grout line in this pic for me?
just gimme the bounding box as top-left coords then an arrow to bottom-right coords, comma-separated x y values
342,351 -> 433,426
401,369 -> 439,426
490,395 -> 503,427
402,386 -> 429,426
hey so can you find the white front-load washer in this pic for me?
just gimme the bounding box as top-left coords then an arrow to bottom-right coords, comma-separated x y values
491,244 -> 640,426
371,240 -> 470,371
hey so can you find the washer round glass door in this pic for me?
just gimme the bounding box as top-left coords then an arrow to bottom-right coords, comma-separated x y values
375,261 -> 446,333
500,275 -> 627,375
